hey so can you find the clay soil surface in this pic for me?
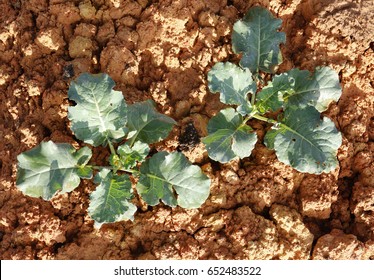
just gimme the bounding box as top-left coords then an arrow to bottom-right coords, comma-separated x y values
1,0 -> 373,260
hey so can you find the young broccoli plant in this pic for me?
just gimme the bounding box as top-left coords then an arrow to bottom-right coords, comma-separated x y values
16,73 -> 211,228
202,6 -> 342,174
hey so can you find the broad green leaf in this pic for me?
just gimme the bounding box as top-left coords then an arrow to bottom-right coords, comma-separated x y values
117,141 -> 150,169
283,67 -> 342,112
202,108 -> 257,163
232,6 -> 285,74
136,152 -> 211,208
257,67 -> 341,113
68,73 -> 128,146
16,141 -> 92,200
208,62 -> 255,115
127,100 -> 176,145
265,106 -> 342,174
88,169 -> 136,227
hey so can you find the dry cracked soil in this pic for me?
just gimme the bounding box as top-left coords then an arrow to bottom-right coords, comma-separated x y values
0,0 -> 373,260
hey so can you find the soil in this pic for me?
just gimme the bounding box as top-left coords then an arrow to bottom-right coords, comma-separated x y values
0,0 -> 373,260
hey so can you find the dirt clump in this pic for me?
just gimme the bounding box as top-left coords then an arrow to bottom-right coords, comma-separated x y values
312,229 -> 374,260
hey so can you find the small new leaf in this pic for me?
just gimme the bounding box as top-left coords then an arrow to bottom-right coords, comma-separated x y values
127,100 -> 176,145
265,106 -> 342,174
202,108 -> 257,163
68,73 -> 128,146
88,169 -> 137,227
117,141 -> 150,170
256,73 -> 289,112
232,6 -> 285,74
136,152 -> 211,208
208,62 -> 255,115
16,141 -> 92,200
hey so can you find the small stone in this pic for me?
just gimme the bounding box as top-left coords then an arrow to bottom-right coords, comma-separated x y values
175,100 -> 191,118
69,36 -> 94,58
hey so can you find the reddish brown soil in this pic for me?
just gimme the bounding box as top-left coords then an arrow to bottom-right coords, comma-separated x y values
0,0 -> 373,260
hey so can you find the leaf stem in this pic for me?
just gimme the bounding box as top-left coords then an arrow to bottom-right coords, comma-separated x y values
119,167 -> 139,175
107,140 -> 117,156
242,114 -> 252,125
87,165 -> 112,170
127,135 -> 137,148
242,107 -> 260,125
250,91 -> 256,107
87,164 -> 139,175
252,113 -> 278,124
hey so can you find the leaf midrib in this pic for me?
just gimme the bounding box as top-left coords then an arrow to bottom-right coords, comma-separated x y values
256,16 -> 261,73
208,121 -> 249,160
91,86 -> 108,134
20,159 -> 77,181
222,79 -> 247,104
280,120 -> 323,155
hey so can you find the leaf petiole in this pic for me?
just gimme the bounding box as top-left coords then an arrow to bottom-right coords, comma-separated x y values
250,91 -> 256,106
85,164 -> 138,175
127,134 -> 137,148
107,140 -> 117,156
252,113 -> 278,125
240,107 -> 261,126
85,165 -> 112,170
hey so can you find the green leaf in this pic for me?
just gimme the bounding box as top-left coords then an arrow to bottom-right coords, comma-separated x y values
257,67 -> 341,113
68,73 -> 128,146
136,152 -> 211,208
283,67 -> 342,112
127,100 -> 176,145
16,141 -> 92,200
88,169 -> 137,227
256,73 -> 289,112
76,166 -> 93,179
232,6 -> 286,74
117,141 -> 150,169
202,108 -> 257,163
265,106 -> 342,174
208,62 -> 255,115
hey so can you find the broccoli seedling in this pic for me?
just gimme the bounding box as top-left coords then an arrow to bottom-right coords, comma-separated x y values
203,6 -> 342,174
16,73 -> 211,228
